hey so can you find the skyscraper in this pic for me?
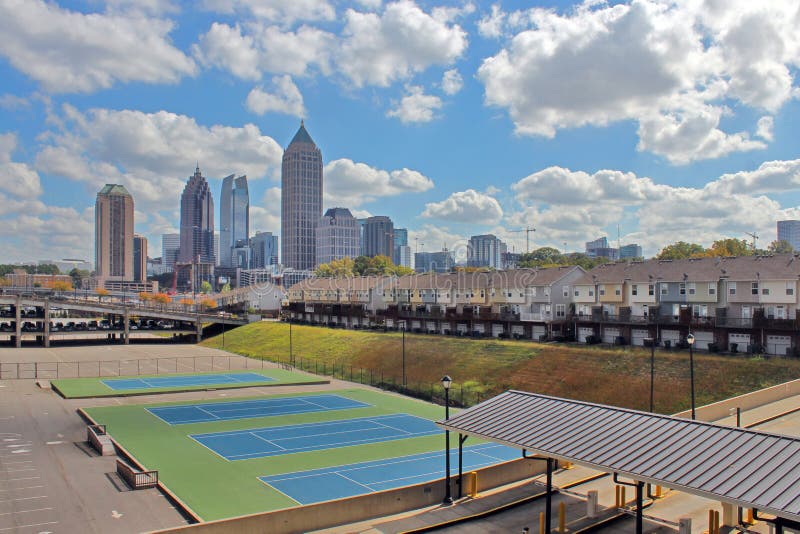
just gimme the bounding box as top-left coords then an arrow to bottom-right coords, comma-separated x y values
316,208 -> 361,265
161,233 -> 180,271
363,216 -> 394,258
179,165 -> 215,289
393,228 -> 410,267
133,235 -> 147,283
219,174 -> 250,267
777,220 -> 800,251
281,121 -> 322,271
250,231 -> 279,269
467,234 -> 507,268
95,184 -> 134,284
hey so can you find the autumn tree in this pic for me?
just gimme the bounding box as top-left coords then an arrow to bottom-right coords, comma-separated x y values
95,288 -> 110,301
199,280 -> 213,294
152,293 -> 171,308
51,280 -> 73,292
199,298 -> 217,310
706,238 -> 753,257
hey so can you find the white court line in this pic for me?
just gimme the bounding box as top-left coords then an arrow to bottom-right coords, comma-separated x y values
3,468 -> 37,473
0,520 -> 58,531
0,486 -> 45,492
2,477 -> 39,483
196,407 -> 221,420
0,460 -> 33,465
256,479 -> 302,506
249,432 -> 287,451
332,472 -> 375,492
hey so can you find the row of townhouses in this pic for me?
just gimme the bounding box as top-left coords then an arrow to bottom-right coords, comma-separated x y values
284,254 -> 800,356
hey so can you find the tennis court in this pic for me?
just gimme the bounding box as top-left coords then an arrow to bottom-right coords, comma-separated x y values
102,372 -> 274,391
259,443 -> 519,504
148,394 -> 370,425
192,414 -> 440,461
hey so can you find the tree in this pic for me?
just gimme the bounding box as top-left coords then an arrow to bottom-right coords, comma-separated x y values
152,293 -> 171,308
69,268 -> 90,288
138,292 -> 152,303
768,239 -> 794,254
179,298 -> 194,309
656,241 -> 706,260
707,238 -> 752,257
199,298 -> 217,310
220,283 -> 231,293
200,280 -> 212,294
50,280 -> 73,292
95,288 -> 110,301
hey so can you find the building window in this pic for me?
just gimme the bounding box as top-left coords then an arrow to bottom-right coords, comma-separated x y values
544,288 -> 550,297
786,283 -> 794,296
555,304 -> 566,318
688,283 -> 696,295
599,286 -> 605,296
751,282 -> 758,295
679,283 -> 686,295
588,289 -> 594,297
729,282 -> 736,295
574,289 -> 579,297
661,285 -> 668,295
563,286 -> 569,297
615,287 -> 621,296
632,284 -> 638,296
708,283 -> 716,295
762,288 -> 770,295
648,284 -> 654,296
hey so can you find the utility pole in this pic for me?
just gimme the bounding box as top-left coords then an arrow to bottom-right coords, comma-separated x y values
745,232 -> 759,251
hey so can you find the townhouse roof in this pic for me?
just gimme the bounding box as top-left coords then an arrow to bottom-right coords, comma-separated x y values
573,254 -> 800,285
287,266 -> 586,294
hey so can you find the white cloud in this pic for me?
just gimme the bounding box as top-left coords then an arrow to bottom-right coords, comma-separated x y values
194,23 -> 334,80
477,0 -> 798,164
337,0 -> 468,88
441,69 -> 463,95
35,105 -> 283,210
756,116 -> 775,142
251,187 -> 281,234
508,161 -> 800,256
422,189 -> 503,224
0,204 -> 95,264
103,0 -> 178,15
0,133 -> 42,199
477,4 -> 505,39
0,94 -> 31,111
387,86 -> 442,123
0,0 -> 196,93
200,0 -> 335,25
408,224 -> 468,262
246,76 -> 306,117
323,158 -> 434,207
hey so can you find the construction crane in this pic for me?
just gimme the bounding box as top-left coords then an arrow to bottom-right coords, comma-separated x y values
508,226 -> 536,253
745,231 -> 759,251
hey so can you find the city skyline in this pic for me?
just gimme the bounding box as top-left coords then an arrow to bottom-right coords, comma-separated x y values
1,0 -> 799,264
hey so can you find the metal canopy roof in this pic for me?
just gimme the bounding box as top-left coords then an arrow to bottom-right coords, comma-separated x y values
438,391 -> 800,522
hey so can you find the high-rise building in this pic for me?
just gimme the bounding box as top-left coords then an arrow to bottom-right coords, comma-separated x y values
133,235 -> 147,283
281,121 -> 323,271
179,165 -> 215,264
162,233 -> 180,271
393,228 -> 410,267
619,243 -> 643,259
219,174 -> 249,267
250,231 -> 279,269
467,234 -> 507,268
179,165 -> 215,289
95,184 -> 134,284
585,236 -> 619,260
316,208 -> 361,265
363,216 -> 394,258
414,250 -> 455,273
777,220 -> 800,251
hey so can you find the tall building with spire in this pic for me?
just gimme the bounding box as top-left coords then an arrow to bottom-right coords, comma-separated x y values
281,121 -> 322,271
179,165 -> 215,288
219,174 -> 249,268
95,184 -> 134,284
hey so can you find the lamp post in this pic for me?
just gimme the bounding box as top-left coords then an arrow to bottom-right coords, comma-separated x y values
687,333 -> 696,419
401,322 -> 406,388
289,319 -> 293,366
441,375 -> 453,505
646,338 -> 655,412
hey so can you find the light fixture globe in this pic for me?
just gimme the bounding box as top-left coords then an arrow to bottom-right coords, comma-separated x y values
441,375 -> 452,390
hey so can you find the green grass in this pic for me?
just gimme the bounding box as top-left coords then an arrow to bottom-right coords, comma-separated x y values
84,389 -> 455,520
51,369 -> 325,398
203,322 -> 800,413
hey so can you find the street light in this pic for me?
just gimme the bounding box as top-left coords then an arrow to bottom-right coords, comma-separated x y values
401,322 -> 406,388
645,338 -> 655,412
441,375 -> 453,505
289,318 -> 293,367
687,333 -> 696,419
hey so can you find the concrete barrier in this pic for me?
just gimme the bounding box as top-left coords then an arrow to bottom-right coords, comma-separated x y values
152,456 -> 546,534
673,378 -> 800,422
87,424 -> 114,456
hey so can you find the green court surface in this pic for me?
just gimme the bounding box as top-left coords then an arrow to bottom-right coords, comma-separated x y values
83,389 -> 452,521
51,368 -> 325,398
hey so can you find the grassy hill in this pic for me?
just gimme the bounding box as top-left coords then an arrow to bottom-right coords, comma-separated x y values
202,322 -> 800,414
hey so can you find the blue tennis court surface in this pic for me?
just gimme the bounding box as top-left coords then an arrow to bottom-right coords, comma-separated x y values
148,394 -> 370,425
191,414 -> 440,461
102,372 -> 274,391
259,443 -> 519,504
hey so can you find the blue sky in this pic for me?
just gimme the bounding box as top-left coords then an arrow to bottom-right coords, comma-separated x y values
1,0 -> 799,265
